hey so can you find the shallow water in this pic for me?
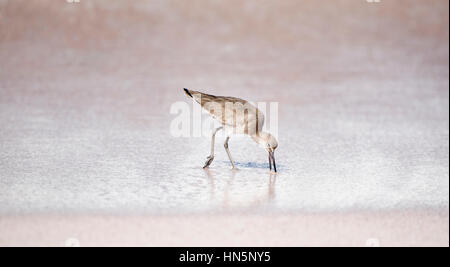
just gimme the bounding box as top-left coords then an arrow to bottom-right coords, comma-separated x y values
0,0 -> 448,215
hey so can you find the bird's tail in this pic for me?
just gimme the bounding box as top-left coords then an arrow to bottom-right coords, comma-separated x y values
183,88 -> 207,107
183,88 -> 193,98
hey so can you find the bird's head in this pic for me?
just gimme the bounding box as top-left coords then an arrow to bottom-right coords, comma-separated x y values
263,133 -> 278,152
252,132 -> 278,172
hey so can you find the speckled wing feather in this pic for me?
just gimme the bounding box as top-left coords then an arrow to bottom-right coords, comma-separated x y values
184,88 -> 264,134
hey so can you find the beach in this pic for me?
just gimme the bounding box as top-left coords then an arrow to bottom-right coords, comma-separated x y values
0,0 -> 448,246
1,210 -> 448,247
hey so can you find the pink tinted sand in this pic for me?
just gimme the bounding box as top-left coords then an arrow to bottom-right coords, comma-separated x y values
1,210 -> 448,247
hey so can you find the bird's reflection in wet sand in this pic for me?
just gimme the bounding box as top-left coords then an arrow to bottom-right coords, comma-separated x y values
268,172 -> 276,201
222,169 -> 237,208
204,168 -> 216,201
203,167 -> 276,209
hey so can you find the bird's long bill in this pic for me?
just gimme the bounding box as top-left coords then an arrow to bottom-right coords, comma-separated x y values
269,151 -> 277,172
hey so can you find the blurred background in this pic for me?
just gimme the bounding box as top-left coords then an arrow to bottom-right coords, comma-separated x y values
0,0 -> 448,246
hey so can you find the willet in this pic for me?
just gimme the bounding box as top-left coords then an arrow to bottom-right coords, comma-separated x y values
184,88 -> 278,172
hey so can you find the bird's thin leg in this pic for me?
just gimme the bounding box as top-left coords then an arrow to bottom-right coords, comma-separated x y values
203,127 -> 222,168
224,136 -> 236,169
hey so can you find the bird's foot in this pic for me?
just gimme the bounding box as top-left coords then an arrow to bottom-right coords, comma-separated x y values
203,156 -> 214,168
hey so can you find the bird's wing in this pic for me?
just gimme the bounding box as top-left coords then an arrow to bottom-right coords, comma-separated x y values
184,89 -> 264,134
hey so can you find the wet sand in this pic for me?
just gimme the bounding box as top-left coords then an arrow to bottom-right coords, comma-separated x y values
0,0 -> 448,246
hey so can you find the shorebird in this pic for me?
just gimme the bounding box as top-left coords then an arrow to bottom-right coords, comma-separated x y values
184,88 -> 278,172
